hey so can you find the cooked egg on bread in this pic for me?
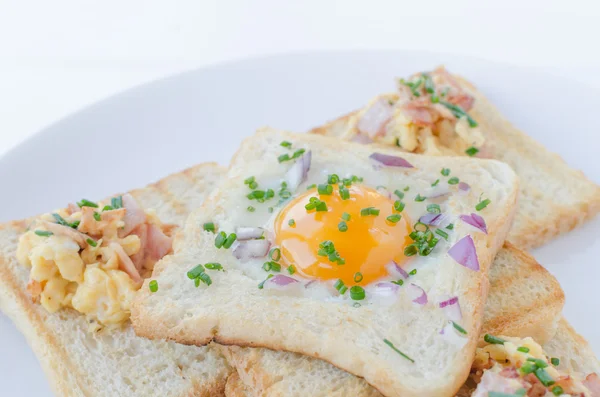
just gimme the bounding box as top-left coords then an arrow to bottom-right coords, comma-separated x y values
16,194 -> 174,328
471,334 -> 600,397
132,127 -> 519,397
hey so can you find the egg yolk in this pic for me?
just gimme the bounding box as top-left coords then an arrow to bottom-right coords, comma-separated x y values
274,185 -> 412,285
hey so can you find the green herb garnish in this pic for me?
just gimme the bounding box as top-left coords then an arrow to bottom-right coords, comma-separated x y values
354,272 -> 363,283
441,168 -> 450,176
287,265 -> 296,275
476,198 -> 491,211
534,367 -> 555,387
334,279 -> 347,295
317,184 -> 333,195
149,280 -> 158,292
483,334 -> 505,345
383,338 -> 415,363
338,221 -> 348,232
288,219 -> 295,226
448,177 -> 459,185
262,261 -> 281,272
77,199 -> 98,208
440,101 -> 478,127
414,194 -> 426,202
86,238 -> 97,247
205,263 -> 223,271
280,141 -> 292,148
317,240 -> 345,265
426,204 -> 441,214
435,229 -> 448,240
517,346 -> 530,353
394,200 -> 405,212
258,274 -> 274,289
360,207 -> 380,216
452,322 -> 468,335
551,357 -> 560,366
341,212 -> 351,221
386,214 -> 401,224
34,230 -> 53,237
465,146 -> 479,156
394,189 -> 405,199
350,286 -> 365,300
203,222 -> 216,233
93,212 -> 101,222
111,196 -> 123,209
431,179 -> 440,187
278,148 -> 306,163
551,386 -> 564,396
269,248 -> 281,261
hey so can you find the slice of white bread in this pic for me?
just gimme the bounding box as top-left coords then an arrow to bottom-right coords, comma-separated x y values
132,128 -> 519,397
310,73 -> 600,250
0,163 -> 232,397
214,242 -> 566,397
223,318 -> 593,397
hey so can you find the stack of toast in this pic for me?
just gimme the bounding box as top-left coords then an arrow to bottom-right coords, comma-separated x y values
1,67 -> 599,396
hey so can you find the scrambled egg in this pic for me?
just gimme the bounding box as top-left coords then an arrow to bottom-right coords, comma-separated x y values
17,195 -> 172,328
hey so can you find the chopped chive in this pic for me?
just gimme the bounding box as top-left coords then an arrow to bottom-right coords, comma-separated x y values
339,186 -> 350,200
247,206 -> 255,212
427,204 -> 441,214
394,200 -> 405,212
441,168 -> 450,176
415,194 -> 426,202
551,357 -> 560,366
86,238 -> 97,247
431,179 -> 440,187
360,207 -> 380,216
446,223 -> 454,230
278,154 -> 290,162
102,205 -> 114,211
387,214 -> 402,224
423,73 -> 435,94
520,361 -> 537,375
403,186 -> 410,192
483,334 -> 505,345
203,222 -> 216,232
341,212 -> 351,221
205,263 -> 223,271
338,221 -> 348,232
262,261 -> 281,272
383,338 -> 415,363
223,233 -> 237,249
452,322 -> 467,335
404,245 -> 418,257
534,367 -> 555,387
307,184 -> 316,190
465,146 -> 479,156
258,274 -> 274,289
280,141 -> 292,148
526,357 -> 548,368
269,248 -> 281,261
350,286 -> 365,300
265,189 -> 274,199
77,199 -> 98,208
448,177 -> 459,185
214,231 -> 227,248
394,189 -> 404,199
111,196 -> 123,209
288,219 -> 295,226
391,279 -> 404,286
476,198 -> 491,211
517,346 -> 530,353
315,201 -> 328,212
34,230 -> 53,237
334,279 -> 347,295
52,213 -> 79,229
247,190 -> 265,200
551,386 -> 564,396
354,272 -> 363,283
440,101 -> 478,127
187,264 -> 206,279
327,174 -> 339,184
149,280 -> 158,292
317,184 -> 333,195
287,265 -> 296,275
93,212 -> 101,222
435,229 -> 448,240
409,269 -> 417,276
395,137 -> 401,147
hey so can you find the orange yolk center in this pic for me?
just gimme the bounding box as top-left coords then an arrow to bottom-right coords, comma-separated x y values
274,185 -> 412,285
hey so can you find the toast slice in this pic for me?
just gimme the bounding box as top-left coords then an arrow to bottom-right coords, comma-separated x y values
215,242 -> 565,397
0,163 -> 232,397
310,69 -> 600,249
132,128 -> 519,396
223,318 -> 593,397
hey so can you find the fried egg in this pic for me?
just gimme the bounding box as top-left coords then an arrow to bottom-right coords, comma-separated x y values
275,185 -> 412,285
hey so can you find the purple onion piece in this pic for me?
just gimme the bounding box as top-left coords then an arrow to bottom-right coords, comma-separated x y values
285,150 -> 312,191
232,239 -> 270,260
267,275 -> 300,287
439,297 -> 462,322
458,182 -> 471,192
439,296 -> 458,308
385,260 -> 409,279
407,283 -> 428,305
369,152 -> 414,168
235,227 -> 264,241
448,235 -> 480,271
459,213 -> 487,234
419,212 -> 443,226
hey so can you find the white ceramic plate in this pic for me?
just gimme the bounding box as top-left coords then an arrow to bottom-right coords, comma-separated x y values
1,51 -> 598,396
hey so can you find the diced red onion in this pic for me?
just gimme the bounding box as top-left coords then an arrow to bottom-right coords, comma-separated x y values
439,296 -> 462,322
458,182 -> 470,192
235,227 -> 264,241
285,150 -> 312,191
351,134 -> 374,145
419,212 -> 443,226
459,213 -> 487,234
267,275 -> 299,286
232,239 -> 270,260
448,235 -> 480,271
376,186 -> 391,199
374,282 -> 400,295
357,98 -> 394,138
407,283 -> 428,305
385,260 -> 409,279
369,152 -> 414,168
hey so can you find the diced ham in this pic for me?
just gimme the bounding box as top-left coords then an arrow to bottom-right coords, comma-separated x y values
583,373 -> 600,397
472,369 -> 527,397
41,221 -> 91,249
128,223 -> 148,271
400,102 -> 436,127
146,224 -> 173,263
78,207 -> 126,237
110,242 -> 142,285
67,203 -> 79,215
499,367 -> 520,379
357,97 -> 394,138
448,93 -> 475,112
119,194 -> 146,237
432,66 -> 462,89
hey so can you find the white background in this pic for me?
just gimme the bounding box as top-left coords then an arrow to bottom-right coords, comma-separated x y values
1,0 -> 600,157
